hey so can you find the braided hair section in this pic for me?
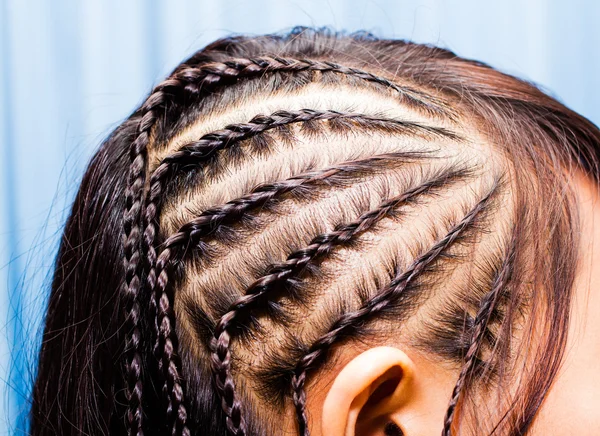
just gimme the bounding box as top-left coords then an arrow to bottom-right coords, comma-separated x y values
156,109 -> 453,172
36,25 -> 587,436
290,182 -> 500,436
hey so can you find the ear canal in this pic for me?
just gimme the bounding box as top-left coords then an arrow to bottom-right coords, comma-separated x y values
384,422 -> 405,436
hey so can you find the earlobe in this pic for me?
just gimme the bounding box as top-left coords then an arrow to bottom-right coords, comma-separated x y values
321,346 -> 415,436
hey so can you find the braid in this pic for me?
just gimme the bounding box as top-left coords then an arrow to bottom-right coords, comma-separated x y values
154,109 -> 452,180
208,167 -> 469,436
154,149 -> 429,255
122,110 -> 156,435
210,318 -> 248,436
154,247 -> 191,436
152,57 -> 452,120
290,183 -> 499,436
442,234 -> 517,436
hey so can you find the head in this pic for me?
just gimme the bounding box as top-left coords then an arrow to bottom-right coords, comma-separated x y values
31,28 -> 600,436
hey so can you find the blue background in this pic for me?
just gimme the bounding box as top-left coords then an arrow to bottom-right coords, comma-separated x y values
1,0 -> 598,433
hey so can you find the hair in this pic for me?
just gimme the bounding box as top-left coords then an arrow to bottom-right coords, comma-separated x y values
30,28 -> 600,436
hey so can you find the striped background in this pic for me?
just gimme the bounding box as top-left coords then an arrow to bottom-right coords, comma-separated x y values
1,0 -> 598,433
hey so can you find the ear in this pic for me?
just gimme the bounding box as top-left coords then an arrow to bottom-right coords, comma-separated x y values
321,346 -> 415,436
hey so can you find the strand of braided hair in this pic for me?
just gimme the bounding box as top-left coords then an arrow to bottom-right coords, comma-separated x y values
209,166 -> 472,435
441,232 -> 517,436
152,57 -> 453,121
132,57 -> 450,435
122,109 -> 153,435
290,181 -> 500,436
144,110 -> 456,435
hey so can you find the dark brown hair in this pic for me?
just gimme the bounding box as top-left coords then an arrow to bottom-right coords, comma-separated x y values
31,28 -> 600,436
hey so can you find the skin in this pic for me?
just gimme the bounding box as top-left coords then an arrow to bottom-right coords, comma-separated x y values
305,170 -> 600,436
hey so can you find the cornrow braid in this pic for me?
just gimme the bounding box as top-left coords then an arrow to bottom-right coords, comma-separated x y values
144,110 -> 457,436
208,166 -> 472,435
154,151 -> 427,255
153,57 -> 453,121
290,181 -> 500,436
158,109 -> 455,170
442,233 -> 517,436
